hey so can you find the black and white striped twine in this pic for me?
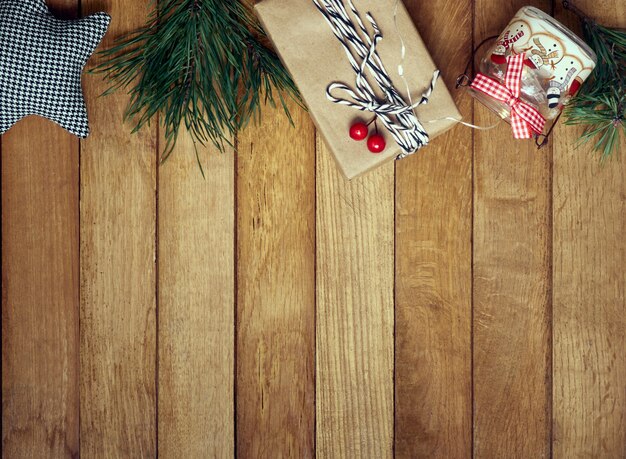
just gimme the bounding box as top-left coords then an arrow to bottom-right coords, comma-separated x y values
312,0 -> 439,158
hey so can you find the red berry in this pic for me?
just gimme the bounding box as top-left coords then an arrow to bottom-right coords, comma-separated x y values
349,122 -> 368,141
367,134 -> 386,153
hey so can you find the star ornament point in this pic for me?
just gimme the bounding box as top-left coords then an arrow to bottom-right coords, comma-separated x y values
0,0 -> 110,137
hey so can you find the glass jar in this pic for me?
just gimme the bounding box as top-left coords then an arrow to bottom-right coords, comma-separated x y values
469,6 -> 597,136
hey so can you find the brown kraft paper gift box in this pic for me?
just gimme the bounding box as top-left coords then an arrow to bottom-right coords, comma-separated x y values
255,0 -> 462,179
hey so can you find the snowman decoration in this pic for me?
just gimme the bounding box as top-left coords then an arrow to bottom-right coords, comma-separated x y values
521,33 -> 574,108
490,19 -> 532,64
522,33 -> 565,73
546,56 -> 586,108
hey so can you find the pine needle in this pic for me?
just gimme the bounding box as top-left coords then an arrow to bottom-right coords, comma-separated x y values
91,0 -> 303,166
563,2 -> 625,159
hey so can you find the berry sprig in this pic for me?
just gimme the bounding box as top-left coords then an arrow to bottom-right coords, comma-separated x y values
349,117 -> 387,153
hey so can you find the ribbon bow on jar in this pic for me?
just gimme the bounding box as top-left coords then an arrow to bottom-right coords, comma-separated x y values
471,53 -> 546,139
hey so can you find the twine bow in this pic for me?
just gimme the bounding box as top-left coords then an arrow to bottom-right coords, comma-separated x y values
471,53 -> 546,139
313,0 -> 439,156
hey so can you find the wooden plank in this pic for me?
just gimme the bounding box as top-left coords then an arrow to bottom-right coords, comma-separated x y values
236,98 -> 316,457
316,147 -> 394,457
1,2 -> 79,457
79,0 -> 157,456
552,2 -> 626,457
394,0 -> 473,456
157,133 -> 235,456
473,1 -> 552,457
1,120 -> 80,457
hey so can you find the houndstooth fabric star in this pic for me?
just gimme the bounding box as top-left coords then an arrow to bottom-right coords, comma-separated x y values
0,0 -> 110,137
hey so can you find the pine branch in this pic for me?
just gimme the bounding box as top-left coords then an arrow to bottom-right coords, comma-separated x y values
563,1 -> 625,159
92,0 -> 303,167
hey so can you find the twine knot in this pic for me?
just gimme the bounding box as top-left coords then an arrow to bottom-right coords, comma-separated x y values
313,0 -> 439,157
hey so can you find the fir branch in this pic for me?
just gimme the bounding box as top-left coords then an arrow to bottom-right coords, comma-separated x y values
563,1 -> 625,159
92,0 -> 303,166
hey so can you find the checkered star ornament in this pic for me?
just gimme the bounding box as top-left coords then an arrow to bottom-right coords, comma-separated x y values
0,0 -> 110,137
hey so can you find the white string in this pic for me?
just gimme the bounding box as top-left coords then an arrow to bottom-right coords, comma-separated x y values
427,116 -> 502,130
313,0 -> 438,157
393,0 -> 501,134
393,0 -> 413,113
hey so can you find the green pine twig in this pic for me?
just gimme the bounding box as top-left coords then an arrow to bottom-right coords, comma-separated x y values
92,0 -> 303,171
563,1 -> 625,159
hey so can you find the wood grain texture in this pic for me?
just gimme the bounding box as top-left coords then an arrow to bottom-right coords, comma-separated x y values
157,134 -> 235,457
4,3 -> 626,458
395,0 -> 473,457
236,97 -> 316,458
79,0 -> 157,456
1,2 -> 79,457
316,145 -> 394,458
473,1 -> 552,457
1,117 -> 79,458
552,2 -> 626,457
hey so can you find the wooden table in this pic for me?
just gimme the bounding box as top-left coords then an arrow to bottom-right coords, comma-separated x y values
2,0 -> 624,457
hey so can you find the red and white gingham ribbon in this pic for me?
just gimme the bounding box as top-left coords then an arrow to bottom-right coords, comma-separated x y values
471,53 -> 545,139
